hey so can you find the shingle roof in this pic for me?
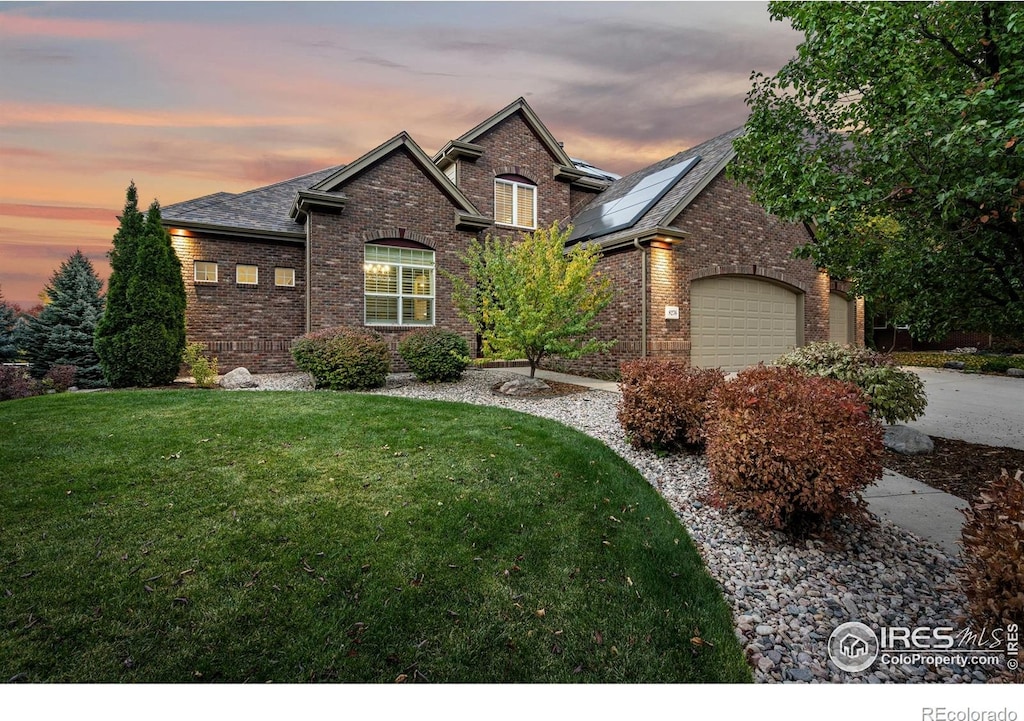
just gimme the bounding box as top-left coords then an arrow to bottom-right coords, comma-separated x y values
163,165 -> 345,237
569,127 -> 743,248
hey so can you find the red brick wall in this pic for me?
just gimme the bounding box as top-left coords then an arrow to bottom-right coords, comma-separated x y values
170,232 -> 305,373
307,146 -> 479,370
456,112 -> 572,233
559,173 -> 838,377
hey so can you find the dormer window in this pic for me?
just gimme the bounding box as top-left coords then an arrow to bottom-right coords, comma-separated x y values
494,177 -> 536,230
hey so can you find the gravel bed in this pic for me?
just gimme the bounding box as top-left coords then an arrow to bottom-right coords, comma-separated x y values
242,368 -> 1009,684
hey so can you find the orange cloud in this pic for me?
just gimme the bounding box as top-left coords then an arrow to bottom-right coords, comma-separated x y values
0,203 -> 118,224
0,102 -> 321,129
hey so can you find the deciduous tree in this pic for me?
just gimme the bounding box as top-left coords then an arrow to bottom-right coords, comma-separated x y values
449,222 -> 614,378
731,1 -> 1023,340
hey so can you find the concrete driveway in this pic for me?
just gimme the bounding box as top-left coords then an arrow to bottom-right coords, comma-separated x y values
901,366 -> 1024,450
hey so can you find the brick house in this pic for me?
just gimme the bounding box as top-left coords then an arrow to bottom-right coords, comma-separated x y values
163,97 -> 863,375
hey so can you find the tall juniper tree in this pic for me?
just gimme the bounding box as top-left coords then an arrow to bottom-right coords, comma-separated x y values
21,251 -> 106,387
95,182 -> 187,387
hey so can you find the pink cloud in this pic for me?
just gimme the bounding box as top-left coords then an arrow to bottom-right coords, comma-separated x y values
0,102 -> 320,129
0,203 -> 118,224
0,13 -> 139,40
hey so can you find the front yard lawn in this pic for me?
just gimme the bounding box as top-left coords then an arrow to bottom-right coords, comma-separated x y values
0,390 -> 749,683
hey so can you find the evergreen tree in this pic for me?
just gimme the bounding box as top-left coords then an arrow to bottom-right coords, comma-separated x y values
21,251 -> 106,386
0,286 -> 18,361
95,184 -> 187,387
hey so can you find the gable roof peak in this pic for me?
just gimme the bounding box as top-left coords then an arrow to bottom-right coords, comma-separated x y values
294,130 -> 485,224
435,97 -> 574,168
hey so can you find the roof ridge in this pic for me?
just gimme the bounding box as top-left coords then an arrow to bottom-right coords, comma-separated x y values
234,163 -> 348,198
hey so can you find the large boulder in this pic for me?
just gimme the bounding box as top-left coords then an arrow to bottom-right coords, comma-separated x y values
883,425 -> 934,455
1007,367 -> 1024,378
497,377 -> 549,396
219,367 -> 258,389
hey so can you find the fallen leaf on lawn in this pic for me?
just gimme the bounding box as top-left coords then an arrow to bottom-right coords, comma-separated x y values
594,631 -> 603,645
690,636 -> 714,648
172,597 -> 188,605
395,674 -> 408,683
535,608 -> 545,618
144,585 -> 154,593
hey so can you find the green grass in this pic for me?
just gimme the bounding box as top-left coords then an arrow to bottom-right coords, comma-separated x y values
0,390 -> 749,683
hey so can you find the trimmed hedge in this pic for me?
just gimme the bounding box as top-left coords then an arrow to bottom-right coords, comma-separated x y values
891,351 -> 1024,374
291,326 -> 390,390
398,329 -> 470,383
706,365 -> 883,533
775,342 -> 927,424
617,359 -> 725,451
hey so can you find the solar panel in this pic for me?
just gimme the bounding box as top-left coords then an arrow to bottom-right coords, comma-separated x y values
568,156 -> 700,243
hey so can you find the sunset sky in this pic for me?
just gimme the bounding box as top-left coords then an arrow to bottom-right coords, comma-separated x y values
0,1 -> 802,308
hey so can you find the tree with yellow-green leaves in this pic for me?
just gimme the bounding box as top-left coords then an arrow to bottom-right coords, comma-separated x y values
449,222 -> 615,378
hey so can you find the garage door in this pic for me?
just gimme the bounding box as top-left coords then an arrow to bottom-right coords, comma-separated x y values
691,276 -> 800,371
829,292 -> 853,344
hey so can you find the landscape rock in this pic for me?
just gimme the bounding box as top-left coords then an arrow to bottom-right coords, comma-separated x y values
942,361 -> 966,370
883,425 -> 934,455
219,367 -> 258,389
1007,368 -> 1024,378
497,377 -> 549,396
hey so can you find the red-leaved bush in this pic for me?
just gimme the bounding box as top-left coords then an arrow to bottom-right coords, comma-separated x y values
705,364 -> 883,533
43,364 -> 77,392
617,359 -> 725,450
959,468 -> 1024,636
0,365 -> 40,401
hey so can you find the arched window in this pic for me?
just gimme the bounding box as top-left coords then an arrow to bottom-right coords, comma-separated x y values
363,243 -> 434,326
494,175 -> 536,230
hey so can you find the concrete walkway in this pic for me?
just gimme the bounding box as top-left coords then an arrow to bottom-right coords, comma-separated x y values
509,365 -> 1024,557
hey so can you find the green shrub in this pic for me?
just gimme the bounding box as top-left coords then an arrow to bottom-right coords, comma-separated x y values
617,359 -> 725,451
959,469 -> 1024,636
775,342 -> 927,424
291,326 -> 390,390
398,329 -> 470,383
888,351 -> 1024,373
706,365 -> 883,533
42,364 -> 77,392
183,342 -> 219,388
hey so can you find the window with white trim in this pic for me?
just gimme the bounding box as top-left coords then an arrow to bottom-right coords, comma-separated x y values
363,245 -> 434,326
194,261 -> 218,283
494,178 -> 536,229
275,267 -> 295,287
236,264 -> 258,285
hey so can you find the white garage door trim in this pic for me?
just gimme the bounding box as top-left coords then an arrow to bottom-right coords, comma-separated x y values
690,275 -> 803,371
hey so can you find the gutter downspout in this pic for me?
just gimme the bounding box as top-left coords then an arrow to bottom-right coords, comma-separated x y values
634,238 -> 647,357
305,216 -> 312,333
